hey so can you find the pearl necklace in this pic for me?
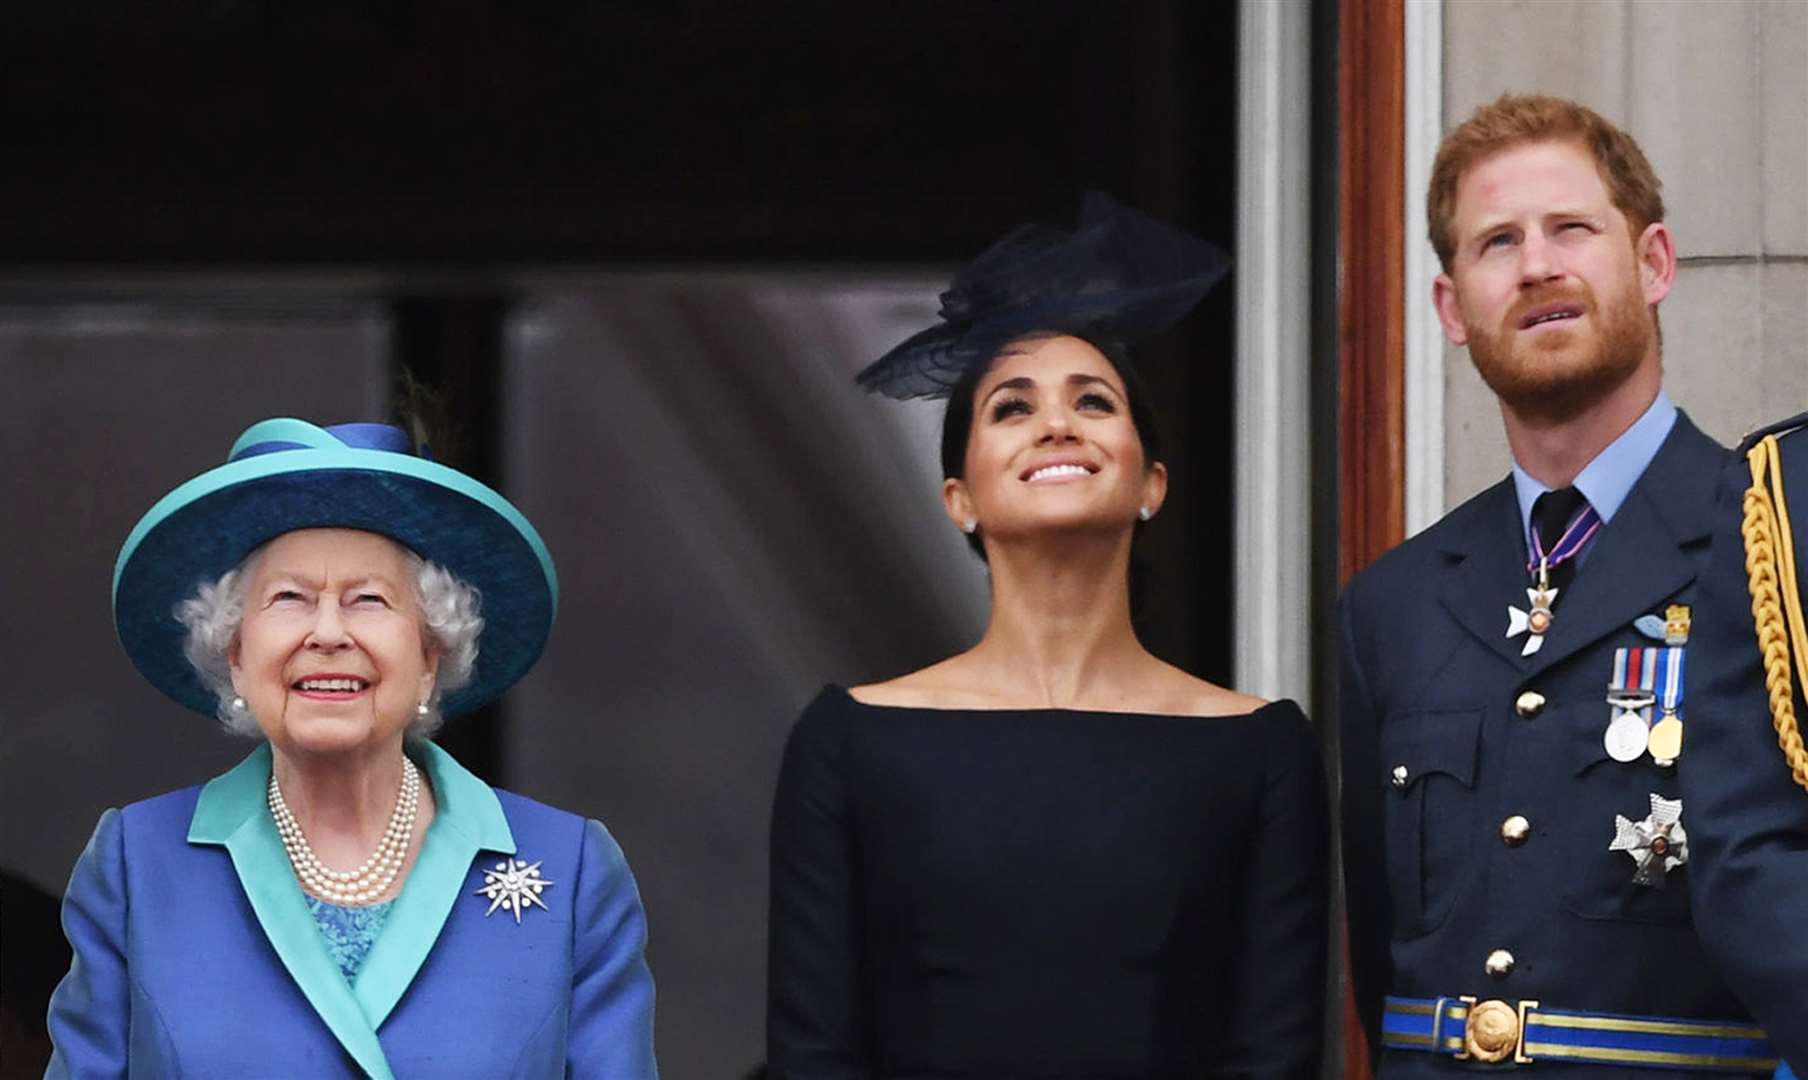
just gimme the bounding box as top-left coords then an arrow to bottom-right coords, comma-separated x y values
267,757 -> 420,905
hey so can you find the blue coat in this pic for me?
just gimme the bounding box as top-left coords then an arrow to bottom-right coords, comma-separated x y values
1684,413 -> 1808,1078
1340,412 -> 1766,1076
46,741 -> 657,1079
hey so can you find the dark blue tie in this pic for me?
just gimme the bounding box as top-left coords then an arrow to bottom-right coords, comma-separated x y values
1531,486 -> 1591,599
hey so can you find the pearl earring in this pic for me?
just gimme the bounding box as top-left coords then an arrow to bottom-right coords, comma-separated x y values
416,702 -> 431,718
230,696 -> 246,712
1138,506 -> 1154,522
961,519 -> 978,535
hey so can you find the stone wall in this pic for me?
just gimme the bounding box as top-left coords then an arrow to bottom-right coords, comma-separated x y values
1440,0 -> 1808,506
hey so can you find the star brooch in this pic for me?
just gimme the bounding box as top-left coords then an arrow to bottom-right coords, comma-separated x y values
475,856 -> 555,923
1609,793 -> 1688,888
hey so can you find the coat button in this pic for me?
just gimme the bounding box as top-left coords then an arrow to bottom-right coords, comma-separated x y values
1501,815 -> 1530,846
1515,690 -> 1546,717
1485,949 -> 1515,978
1391,764 -> 1409,789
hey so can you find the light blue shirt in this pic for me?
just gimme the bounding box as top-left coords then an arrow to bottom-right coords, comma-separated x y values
1511,391 -> 1677,563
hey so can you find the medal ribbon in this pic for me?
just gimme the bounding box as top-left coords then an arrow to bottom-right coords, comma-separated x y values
1527,502 -> 1604,573
1610,647 -> 1658,702
1653,645 -> 1685,717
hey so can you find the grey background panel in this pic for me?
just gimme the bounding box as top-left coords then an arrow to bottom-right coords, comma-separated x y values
500,274 -> 986,1078
0,302 -> 391,896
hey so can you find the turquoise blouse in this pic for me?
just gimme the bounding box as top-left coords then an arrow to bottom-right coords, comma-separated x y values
306,897 -> 396,983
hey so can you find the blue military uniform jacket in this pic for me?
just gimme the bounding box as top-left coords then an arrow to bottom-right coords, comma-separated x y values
1341,411 -> 1768,1076
46,741 -> 658,1078
1685,412 -> 1808,1079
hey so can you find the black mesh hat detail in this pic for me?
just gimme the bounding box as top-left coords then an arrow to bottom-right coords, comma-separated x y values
855,192 -> 1230,400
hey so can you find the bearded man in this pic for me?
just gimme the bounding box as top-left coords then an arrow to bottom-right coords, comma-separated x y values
1340,95 -> 1777,1076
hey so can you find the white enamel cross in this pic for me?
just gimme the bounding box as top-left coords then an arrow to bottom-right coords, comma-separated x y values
1505,584 -> 1559,656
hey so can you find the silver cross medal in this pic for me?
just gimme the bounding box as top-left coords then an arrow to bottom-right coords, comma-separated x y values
1506,558 -> 1560,656
474,856 -> 555,923
1609,793 -> 1688,888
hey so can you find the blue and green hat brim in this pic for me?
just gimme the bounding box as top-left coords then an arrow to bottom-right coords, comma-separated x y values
113,419 -> 558,720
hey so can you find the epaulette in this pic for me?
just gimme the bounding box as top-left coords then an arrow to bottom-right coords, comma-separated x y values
1741,417 -> 1808,793
1736,410 -> 1808,457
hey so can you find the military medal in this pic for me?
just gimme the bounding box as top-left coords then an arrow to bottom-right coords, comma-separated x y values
1604,709 -> 1650,762
474,856 -> 555,924
1648,644 -> 1685,765
1506,568 -> 1560,656
1664,604 -> 1692,645
1604,646 -> 1657,762
1609,793 -> 1688,887
1506,505 -> 1602,656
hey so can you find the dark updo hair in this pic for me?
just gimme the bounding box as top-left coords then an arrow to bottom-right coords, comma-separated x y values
940,333 -> 1165,561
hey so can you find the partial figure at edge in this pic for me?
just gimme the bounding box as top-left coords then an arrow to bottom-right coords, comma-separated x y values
1687,411 -> 1808,1080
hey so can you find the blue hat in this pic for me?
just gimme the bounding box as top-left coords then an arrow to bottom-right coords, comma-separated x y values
855,191 -> 1231,400
113,418 -> 559,720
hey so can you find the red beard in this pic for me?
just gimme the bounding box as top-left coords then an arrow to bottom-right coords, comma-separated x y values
1466,279 -> 1653,424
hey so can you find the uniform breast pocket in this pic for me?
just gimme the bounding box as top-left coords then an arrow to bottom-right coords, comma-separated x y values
1380,709 -> 1481,937
1561,726 -> 1691,925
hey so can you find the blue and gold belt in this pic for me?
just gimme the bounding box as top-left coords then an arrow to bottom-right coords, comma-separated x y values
1383,995 -> 1775,1072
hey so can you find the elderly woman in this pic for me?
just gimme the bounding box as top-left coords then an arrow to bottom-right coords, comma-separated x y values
47,419 -> 657,1078
767,195 -> 1329,1077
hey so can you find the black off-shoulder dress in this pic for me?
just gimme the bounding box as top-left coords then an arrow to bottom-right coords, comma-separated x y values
767,685 -> 1329,1079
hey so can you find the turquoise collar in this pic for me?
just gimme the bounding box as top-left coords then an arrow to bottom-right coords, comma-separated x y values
189,741 -> 515,1080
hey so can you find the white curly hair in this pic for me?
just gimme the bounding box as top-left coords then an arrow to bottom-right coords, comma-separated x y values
173,541 -> 484,738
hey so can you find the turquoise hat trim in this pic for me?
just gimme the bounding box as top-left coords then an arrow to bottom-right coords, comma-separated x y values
113,419 -> 558,609
113,418 -> 558,720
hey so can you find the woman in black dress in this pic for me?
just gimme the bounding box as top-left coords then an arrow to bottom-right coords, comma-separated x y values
767,194 -> 1329,1078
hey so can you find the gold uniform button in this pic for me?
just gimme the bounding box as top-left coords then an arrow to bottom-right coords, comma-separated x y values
1484,949 -> 1515,978
1501,815 -> 1531,846
1391,765 -> 1409,789
1515,690 -> 1546,717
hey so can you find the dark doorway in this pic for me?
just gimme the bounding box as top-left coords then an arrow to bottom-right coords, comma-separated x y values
2,5 -> 1240,1076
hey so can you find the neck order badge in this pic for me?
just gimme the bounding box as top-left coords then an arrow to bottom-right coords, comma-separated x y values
1506,500 -> 1603,656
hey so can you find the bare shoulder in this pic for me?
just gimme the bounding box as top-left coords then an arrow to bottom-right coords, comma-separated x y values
1151,662 -> 1271,718
852,656 -> 1276,716
848,656 -> 1000,709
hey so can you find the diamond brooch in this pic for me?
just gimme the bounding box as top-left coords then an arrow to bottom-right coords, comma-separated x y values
474,856 -> 555,923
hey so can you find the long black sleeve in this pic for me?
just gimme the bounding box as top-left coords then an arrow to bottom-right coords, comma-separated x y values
767,695 -> 871,1079
1219,702 -> 1330,1078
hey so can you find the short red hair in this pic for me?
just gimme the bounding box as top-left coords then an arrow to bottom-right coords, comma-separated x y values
1428,94 -> 1664,269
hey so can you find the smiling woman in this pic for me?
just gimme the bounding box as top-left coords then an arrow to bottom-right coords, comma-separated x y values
177,530 -> 481,740
938,333 -> 1167,562
766,195 -> 1331,1078
46,419 -> 658,1079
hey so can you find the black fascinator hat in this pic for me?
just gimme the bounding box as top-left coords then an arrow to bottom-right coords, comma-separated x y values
856,191 -> 1231,400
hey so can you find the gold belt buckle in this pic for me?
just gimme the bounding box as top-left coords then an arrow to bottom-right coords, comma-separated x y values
1454,996 -> 1540,1065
